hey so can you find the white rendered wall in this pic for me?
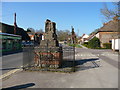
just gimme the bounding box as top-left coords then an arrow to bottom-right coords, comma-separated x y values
82,34 -> 89,39
95,33 -> 99,38
42,35 -> 44,40
112,39 -> 120,50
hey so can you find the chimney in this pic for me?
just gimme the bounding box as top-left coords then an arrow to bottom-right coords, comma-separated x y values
14,13 -> 17,34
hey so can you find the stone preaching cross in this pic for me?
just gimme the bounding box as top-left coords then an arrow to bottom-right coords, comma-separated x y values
34,19 -> 62,68
40,19 -> 59,47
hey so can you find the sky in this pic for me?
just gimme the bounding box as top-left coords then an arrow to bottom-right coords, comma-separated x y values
1,2 -> 115,36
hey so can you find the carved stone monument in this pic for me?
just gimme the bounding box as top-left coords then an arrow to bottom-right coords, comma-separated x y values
34,19 -> 62,68
40,19 -> 59,47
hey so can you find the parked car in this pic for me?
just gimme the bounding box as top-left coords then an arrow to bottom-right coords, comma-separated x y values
22,41 -> 34,47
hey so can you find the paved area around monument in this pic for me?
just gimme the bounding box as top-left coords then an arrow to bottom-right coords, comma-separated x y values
1,46 -> 118,89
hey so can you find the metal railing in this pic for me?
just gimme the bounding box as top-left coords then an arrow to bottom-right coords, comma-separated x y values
23,46 -> 75,72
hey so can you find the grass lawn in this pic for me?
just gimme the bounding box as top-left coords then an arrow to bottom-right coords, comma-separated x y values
67,44 -> 82,48
82,44 -> 111,49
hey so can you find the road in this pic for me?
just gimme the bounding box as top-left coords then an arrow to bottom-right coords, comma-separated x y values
1,52 -> 23,74
1,45 -> 118,73
2,44 -> 119,88
0,44 -> 72,75
75,47 -> 119,69
1,44 -> 118,72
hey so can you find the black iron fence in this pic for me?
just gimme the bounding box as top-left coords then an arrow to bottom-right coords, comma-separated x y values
23,46 -> 75,72
23,46 -> 34,67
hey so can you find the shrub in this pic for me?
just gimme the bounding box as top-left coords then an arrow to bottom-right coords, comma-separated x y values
103,43 -> 112,49
68,43 -> 75,47
81,42 -> 88,47
88,37 -> 100,49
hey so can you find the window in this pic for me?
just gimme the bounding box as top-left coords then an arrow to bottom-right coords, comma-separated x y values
109,40 -> 112,43
2,39 -> 6,49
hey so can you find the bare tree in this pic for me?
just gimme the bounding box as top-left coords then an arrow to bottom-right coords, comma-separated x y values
36,29 -> 44,34
100,2 -> 120,21
57,30 -> 71,41
27,28 -> 35,35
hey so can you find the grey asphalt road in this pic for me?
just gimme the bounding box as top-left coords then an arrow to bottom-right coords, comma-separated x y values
0,44 -> 73,75
75,47 -> 119,69
2,45 -> 119,88
1,52 -> 23,74
1,44 -> 118,74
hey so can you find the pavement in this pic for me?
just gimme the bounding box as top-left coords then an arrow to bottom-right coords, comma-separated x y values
1,45 -> 119,89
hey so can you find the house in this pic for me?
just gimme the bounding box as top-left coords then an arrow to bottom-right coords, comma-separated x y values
27,32 -> 34,41
87,34 -> 96,42
0,22 -> 30,41
93,16 -> 120,48
77,36 -> 82,44
79,34 -> 89,44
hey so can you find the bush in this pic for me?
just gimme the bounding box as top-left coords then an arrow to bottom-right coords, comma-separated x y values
82,44 -> 88,47
103,43 -> 112,49
68,43 -> 75,47
82,42 -> 89,48
88,37 -> 100,49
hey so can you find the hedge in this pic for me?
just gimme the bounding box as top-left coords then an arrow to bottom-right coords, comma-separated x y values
103,43 -> 112,49
88,37 -> 100,49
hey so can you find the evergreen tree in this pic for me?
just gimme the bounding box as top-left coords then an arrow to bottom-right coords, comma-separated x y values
88,37 -> 100,49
